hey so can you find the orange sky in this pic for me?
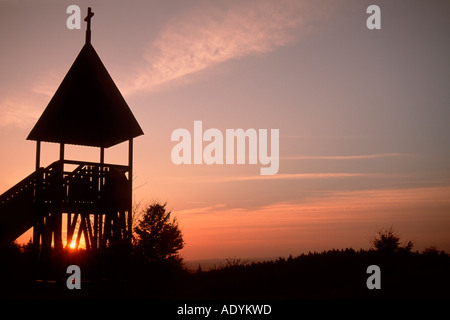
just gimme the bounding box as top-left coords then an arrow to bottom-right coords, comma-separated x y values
1,0 -> 450,260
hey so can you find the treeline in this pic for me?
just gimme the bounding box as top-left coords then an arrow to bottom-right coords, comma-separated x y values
0,219 -> 449,300
0,242 -> 449,300
186,248 -> 450,299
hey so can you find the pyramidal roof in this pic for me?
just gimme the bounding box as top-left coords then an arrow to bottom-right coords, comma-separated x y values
27,8 -> 143,148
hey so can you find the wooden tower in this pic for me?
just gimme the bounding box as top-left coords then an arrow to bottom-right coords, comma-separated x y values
24,7 -> 143,253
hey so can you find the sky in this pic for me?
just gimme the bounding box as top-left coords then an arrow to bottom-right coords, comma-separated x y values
0,0 -> 449,260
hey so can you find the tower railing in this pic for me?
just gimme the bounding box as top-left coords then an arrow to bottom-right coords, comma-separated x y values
34,159 -> 130,212
0,159 -> 132,250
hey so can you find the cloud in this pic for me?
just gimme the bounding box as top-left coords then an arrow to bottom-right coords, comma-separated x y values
178,185 -> 450,259
0,96 -> 41,128
177,186 -> 450,223
0,72 -> 58,128
176,203 -> 227,215
30,71 -> 63,98
211,172 -> 371,183
124,0 -> 316,94
167,172 -> 373,184
282,153 -> 413,160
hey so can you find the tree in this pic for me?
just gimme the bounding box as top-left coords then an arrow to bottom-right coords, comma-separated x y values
133,202 -> 184,263
370,225 -> 413,254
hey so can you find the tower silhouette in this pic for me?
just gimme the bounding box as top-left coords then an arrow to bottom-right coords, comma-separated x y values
0,7 -> 143,255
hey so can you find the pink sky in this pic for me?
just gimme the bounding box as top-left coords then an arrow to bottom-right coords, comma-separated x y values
1,0 -> 450,260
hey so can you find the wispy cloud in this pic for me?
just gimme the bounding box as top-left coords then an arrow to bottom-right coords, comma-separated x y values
177,186 -> 450,223
0,96 -> 41,128
167,172 -> 373,184
30,71 -> 63,98
176,203 -> 227,215
282,153 -> 412,160
177,185 -> 450,258
0,72 -> 58,128
124,0 -> 320,94
212,172 -> 371,183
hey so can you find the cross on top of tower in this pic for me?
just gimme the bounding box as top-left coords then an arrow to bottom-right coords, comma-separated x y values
84,7 -> 94,44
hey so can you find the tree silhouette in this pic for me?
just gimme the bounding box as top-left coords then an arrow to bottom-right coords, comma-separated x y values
133,202 -> 184,263
371,225 -> 413,254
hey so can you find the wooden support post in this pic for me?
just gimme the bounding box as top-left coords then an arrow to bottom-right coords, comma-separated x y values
98,147 -> 105,249
59,143 -> 65,162
99,214 -> 104,249
128,139 -> 133,241
93,214 -> 98,250
75,214 -> 92,250
33,218 -> 40,253
100,147 -> 105,165
43,215 -> 52,252
75,221 -> 83,250
66,213 -> 78,249
53,143 -> 64,251
103,214 -> 111,248
128,139 -> 133,184
99,146 -> 105,191
85,214 -> 94,250
35,140 -> 41,171
66,213 -> 72,248
53,213 -> 63,250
